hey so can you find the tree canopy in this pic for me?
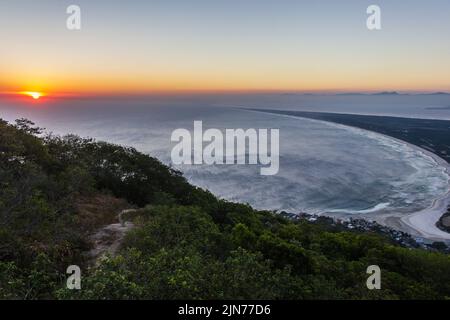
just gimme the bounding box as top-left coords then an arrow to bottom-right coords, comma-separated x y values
1,118 -> 449,300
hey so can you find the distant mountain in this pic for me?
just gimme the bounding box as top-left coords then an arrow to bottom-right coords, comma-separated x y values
336,91 -> 450,96
277,91 -> 449,97
279,92 -> 315,96
422,92 -> 450,95
335,92 -> 366,96
372,91 -> 401,96
333,91 -> 402,96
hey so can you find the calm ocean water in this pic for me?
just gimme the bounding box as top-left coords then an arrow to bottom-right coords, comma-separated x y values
1,94 -> 450,217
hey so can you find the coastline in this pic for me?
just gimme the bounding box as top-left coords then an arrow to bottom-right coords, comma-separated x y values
244,108 -> 450,242
376,143 -> 450,242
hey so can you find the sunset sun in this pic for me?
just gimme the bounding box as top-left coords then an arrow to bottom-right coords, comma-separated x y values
21,91 -> 44,100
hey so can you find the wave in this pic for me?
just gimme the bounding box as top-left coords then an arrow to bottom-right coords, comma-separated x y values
324,202 -> 391,215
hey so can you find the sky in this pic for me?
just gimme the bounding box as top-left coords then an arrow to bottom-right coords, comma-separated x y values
1,0 -> 450,95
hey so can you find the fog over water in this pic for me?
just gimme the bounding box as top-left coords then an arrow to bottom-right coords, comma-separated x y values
1,94 -> 450,218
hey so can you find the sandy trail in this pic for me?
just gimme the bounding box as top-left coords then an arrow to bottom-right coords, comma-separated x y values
88,209 -> 136,264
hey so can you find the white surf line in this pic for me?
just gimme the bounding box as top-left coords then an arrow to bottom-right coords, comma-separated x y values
241,108 -> 450,242
397,149 -> 450,241
401,189 -> 450,241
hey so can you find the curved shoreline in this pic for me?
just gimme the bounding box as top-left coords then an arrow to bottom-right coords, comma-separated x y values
393,147 -> 450,242
371,141 -> 450,242
243,108 -> 450,242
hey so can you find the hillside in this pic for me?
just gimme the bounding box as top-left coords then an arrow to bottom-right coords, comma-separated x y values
1,118 -> 450,300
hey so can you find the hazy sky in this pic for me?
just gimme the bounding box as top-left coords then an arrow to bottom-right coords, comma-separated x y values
1,0 -> 450,95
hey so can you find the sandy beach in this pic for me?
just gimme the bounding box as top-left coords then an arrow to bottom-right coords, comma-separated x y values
314,116 -> 450,242
248,109 -> 450,242
389,146 -> 450,242
345,131 -> 450,242
326,122 -> 450,242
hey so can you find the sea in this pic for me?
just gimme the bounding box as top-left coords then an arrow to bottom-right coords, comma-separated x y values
1,93 -> 450,218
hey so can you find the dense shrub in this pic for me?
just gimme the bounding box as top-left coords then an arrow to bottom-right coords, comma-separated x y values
1,118 -> 450,300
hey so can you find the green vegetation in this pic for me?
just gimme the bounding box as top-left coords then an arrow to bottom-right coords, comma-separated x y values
1,118 -> 450,300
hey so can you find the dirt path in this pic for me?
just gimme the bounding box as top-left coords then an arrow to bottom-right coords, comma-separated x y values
88,209 -> 136,265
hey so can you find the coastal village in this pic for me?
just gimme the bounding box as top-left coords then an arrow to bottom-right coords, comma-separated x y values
279,211 -> 450,254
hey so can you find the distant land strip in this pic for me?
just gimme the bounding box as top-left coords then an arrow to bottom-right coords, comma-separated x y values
247,108 -> 450,164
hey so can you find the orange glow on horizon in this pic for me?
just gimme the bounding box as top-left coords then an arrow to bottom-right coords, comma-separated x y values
20,91 -> 45,100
